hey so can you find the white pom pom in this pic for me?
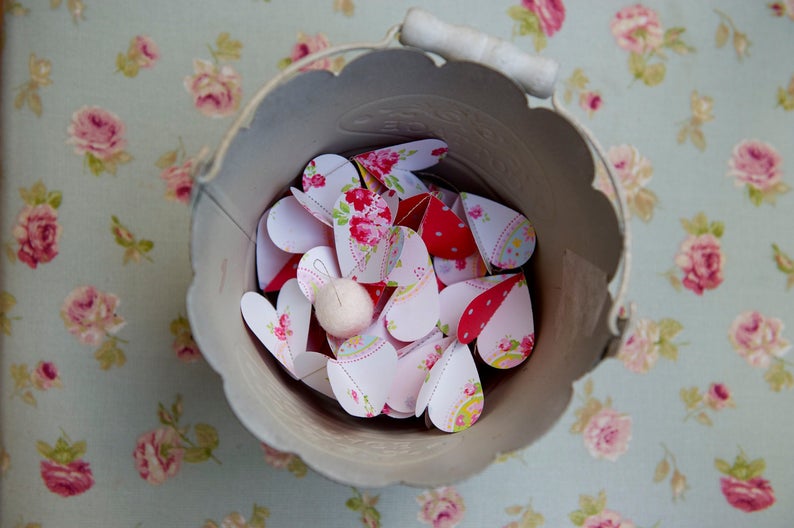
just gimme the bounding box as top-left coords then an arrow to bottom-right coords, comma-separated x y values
314,278 -> 375,339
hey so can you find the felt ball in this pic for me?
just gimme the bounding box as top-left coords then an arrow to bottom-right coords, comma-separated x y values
314,278 -> 374,339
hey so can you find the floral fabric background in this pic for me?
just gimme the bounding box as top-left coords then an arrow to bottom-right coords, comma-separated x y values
1,0 -> 793,526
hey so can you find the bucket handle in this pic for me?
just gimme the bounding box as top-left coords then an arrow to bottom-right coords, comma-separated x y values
196,8 -> 634,338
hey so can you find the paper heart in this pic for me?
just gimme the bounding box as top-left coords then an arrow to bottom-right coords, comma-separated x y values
437,274 -> 516,339
386,330 -> 451,414
267,195 -> 334,254
299,367 -> 336,399
434,253 -> 488,287
240,279 -> 312,378
353,139 -> 448,199
456,273 -> 523,345
395,193 -> 477,259
291,154 -> 361,226
332,188 -> 393,283
255,208 -> 300,292
326,335 -> 398,418
458,192 -> 537,271
414,340 -> 484,433
359,299 -> 409,356
462,274 -> 535,369
296,246 -> 340,303
382,227 -> 440,342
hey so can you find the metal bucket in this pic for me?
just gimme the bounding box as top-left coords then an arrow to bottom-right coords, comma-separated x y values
187,8 -> 631,487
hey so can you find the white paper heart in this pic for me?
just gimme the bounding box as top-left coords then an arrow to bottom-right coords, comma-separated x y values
461,274 -> 535,369
434,253 -> 488,286
459,192 -> 536,271
437,274 -> 515,338
267,195 -> 333,254
382,227 -> 440,342
296,246 -> 340,303
255,208 -> 297,292
240,291 -> 293,375
291,154 -> 361,226
326,335 -> 398,418
387,332 -> 452,414
414,340 -> 484,432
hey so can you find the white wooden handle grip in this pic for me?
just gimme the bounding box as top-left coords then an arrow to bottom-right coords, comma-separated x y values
400,7 -> 559,99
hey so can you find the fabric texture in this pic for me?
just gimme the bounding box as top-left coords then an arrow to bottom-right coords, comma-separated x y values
1,1 -> 793,526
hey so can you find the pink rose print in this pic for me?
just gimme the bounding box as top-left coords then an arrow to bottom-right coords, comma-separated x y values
582,509 -> 636,528
606,144 -> 653,196
349,212 -> 390,247
681,382 -> 734,425
508,0 -> 565,51
610,4 -> 663,54
11,360 -> 62,406
345,188 -> 376,212
568,490 -> 637,527
13,203 -> 62,269
716,449 -> 775,512
173,339 -> 201,363
596,144 -> 657,222
728,140 -> 787,205
272,313 -> 292,342
729,140 -> 782,189
563,68 -> 604,119
171,313 -> 201,363
133,427 -> 184,485
184,59 -> 242,118
675,233 -> 724,295
579,90 -> 603,115
609,5 -> 692,86
720,476 -> 776,513
160,159 -> 194,204
424,351 -> 440,371
522,0 -> 566,37
519,333 -> 535,357
301,169 -> 326,191
582,407 -> 632,461
118,35 -> 161,76
617,318 -> 660,373
431,147 -> 448,158
136,395 -> 219,483
416,486 -> 466,528
40,459 -> 94,498
356,150 -> 400,181
37,432 -> 94,497
67,106 -> 128,161
704,382 -> 732,410
31,361 -> 60,390
61,286 -> 126,346
287,32 -> 335,71
131,35 -> 159,68
770,0 -> 794,19
498,337 -> 513,352
350,389 -> 359,404
728,311 -> 790,369
468,205 -> 483,220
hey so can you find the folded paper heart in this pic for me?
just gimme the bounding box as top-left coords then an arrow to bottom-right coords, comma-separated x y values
242,139 -> 537,433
